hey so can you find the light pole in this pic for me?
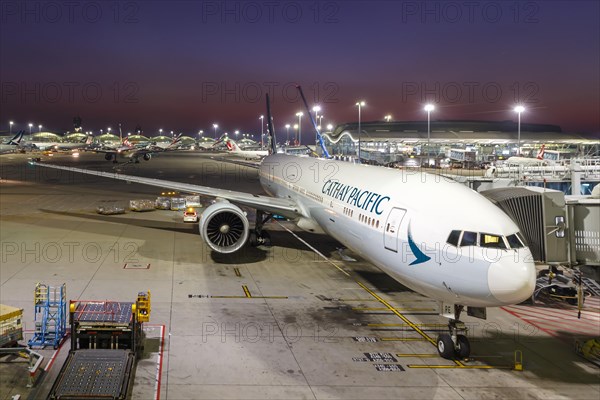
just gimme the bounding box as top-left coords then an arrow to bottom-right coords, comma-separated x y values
199,130 -> 203,137
355,101 -> 365,163
514,105 -> 525,156
38,124 -> 42,132
326,124 -> 333,131
384,115 -> 392,122
28,123 -> 33,140
9,121 -> 14,135
159,129 -> 163,136
259,115 -> 264,148
213,124 -> 218,139
285,124 -> 290,144
293,124 -> 298,144
424,104 -> 435,164
234,130 -> 239,138
296,112 -> 303,144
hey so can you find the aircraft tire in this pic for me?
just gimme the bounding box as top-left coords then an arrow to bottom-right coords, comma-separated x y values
456,334 -> 470,359
437,334 -> 455,359
261,231 -> 271,246
249,231 -> 258,246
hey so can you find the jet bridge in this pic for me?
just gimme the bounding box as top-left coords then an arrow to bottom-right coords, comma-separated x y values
481,186 -> 600,275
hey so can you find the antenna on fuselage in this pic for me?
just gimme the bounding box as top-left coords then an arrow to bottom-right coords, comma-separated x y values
296,85 -> 331,159
265,94 -> 277,155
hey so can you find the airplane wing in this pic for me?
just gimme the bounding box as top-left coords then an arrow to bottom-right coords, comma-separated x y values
30,162 -> 301,218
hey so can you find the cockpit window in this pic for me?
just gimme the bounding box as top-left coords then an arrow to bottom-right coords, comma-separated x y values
446,230 -> 461,246
506,233 -> 524,249
460,231 -> 477,246
480,233 -> 507,249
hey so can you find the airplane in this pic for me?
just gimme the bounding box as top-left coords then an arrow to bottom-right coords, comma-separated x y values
55,135 -> 94,151
221,137 -> 268,160
94,135 -> 182,163
0,131 -> 24,154
32,89 -> 536,360
504,144 -> 546,166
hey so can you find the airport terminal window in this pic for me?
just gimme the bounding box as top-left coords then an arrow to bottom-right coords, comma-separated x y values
506,233 -> 525,249
480,233 -> 507,249
446,230 -> 461,246
460,231 -> 478,246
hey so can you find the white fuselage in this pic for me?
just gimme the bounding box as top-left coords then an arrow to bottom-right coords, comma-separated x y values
259,154 -> 536,308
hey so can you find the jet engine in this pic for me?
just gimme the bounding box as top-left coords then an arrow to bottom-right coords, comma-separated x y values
199,201 -> 249,253
143,153 -> 151,161
105,153 -> 113,161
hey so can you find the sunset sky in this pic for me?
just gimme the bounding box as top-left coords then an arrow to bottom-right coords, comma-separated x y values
1,1 -> 598,137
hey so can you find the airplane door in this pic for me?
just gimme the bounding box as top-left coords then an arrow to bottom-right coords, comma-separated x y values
384,207 -> 407,252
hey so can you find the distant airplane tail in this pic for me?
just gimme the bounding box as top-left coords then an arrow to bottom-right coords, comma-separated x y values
296,85 -> 330,158
536,144 -> 545,160
225,138 -> 241,152
8,130 -> 24,145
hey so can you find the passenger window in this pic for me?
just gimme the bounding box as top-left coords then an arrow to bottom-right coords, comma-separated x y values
446,230 -> 461,246
480,233 -> 507,249
460,231 -> 477,246
506,234 -> 524,249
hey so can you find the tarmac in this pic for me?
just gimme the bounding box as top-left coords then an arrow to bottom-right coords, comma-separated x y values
0,151 -> 598,400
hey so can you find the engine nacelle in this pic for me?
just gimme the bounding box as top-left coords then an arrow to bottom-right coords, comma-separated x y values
105,153 -> 113,161
199,201 -> 249,253
143,153 -> 151,161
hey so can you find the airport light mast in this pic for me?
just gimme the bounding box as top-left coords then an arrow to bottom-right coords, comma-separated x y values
313,106 -> 322,145
285,124 -> 290,144
28,123 -> 33,140
296,112 -> 303,145
213,124 -> 218,139
355,101 -> 365,163
259,115 -> 264,148
424,104 -> 435,165
9,121 -> 14,135
514,105 -> 525,156
38,124 -> 42,132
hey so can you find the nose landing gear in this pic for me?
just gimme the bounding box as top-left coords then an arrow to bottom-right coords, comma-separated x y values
436,305 -> 471,360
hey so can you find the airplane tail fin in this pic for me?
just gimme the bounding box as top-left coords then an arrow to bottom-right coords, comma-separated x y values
265,94 -> 277,155
536,144 -> 545,160
296,85 -> 330,158
226,138 -> 241,152
8,130 -> 24,145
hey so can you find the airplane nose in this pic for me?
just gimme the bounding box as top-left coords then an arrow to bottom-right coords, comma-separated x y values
488,254 -> 536,305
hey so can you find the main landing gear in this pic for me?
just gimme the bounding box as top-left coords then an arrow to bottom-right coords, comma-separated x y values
437,304 -> 471,360
248,210 -> 272,247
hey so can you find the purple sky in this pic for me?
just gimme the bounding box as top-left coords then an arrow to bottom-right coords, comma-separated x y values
1,1 -> 599,137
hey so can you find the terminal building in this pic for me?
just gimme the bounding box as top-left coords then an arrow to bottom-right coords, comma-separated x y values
323,120 -> 597,166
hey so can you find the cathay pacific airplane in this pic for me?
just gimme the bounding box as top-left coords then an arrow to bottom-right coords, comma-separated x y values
32,90 -> 536,360
0,131 -> 24,154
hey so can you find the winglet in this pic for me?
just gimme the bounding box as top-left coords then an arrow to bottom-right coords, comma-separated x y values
296,85 -> 330,158
266,94 -> 277,155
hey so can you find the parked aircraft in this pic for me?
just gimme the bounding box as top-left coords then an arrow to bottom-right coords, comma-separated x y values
95,135 -> 182,163
32,91 -> 536,360
221,137 -> 268,159
0,131 -> 24,154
